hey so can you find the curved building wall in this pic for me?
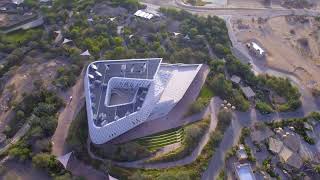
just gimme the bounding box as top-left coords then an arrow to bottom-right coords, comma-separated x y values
85,59 -> 163,144
85,58 -> 202,144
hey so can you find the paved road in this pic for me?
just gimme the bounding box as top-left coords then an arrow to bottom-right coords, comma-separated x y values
67,155 -> 108,180
142,0 -> 320,18
115,98 -> 220,169
201,111 -> 243,180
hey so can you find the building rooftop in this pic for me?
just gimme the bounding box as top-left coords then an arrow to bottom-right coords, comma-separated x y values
134,10 -> 155,19
237,144 -> 248,160
231,75 -> 241,84
250,42 -> 265,55
85,58 -> 202,144
269,137 -> 284,154
241,86 -> 255,99
87,59 -> 161,127
234,163 -> 256,180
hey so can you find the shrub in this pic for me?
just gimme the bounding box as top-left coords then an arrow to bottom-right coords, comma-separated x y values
256,101 -> 274,114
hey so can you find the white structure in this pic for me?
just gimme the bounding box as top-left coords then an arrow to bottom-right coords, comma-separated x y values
109,17 -> 116,22
80,50 -> 91,56
85,58 -> 202,144
62,38 -> 72,44
57,152 -> 73,169
234,163 -> 256,180
134,10 -> 155,20
12,0 -> 24,5
246,42 -> 265,57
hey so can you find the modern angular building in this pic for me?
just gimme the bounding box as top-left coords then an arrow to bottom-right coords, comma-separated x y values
85,58 -> 202,144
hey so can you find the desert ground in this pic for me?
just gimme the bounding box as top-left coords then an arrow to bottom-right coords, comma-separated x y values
227,0 -> 319,9
232,15 -> 320,91
227,0 -> 271,8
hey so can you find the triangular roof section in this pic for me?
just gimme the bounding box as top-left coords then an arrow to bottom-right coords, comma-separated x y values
62,38 -> 72,44
57,152 -> 73,169
109,17 -> 116,22
173,32 -> 181,37
109,175 -> 118,180
81,50 -> 91,56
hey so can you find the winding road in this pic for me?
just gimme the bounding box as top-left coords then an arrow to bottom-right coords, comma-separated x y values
141,1 -> 320,179
113,98 -> 220,169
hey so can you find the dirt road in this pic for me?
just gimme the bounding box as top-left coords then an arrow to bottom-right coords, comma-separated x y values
51,72 -> 85,157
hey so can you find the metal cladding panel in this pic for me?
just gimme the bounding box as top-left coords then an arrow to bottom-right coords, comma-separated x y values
85,58 -> 202,144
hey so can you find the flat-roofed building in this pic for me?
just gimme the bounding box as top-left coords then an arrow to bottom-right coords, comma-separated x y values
84,58 -> 202,144
234,163 -> 256,180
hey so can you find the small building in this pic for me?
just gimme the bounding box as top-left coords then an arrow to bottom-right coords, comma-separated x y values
234,162 -> 256,180
268,137 -> 284,154
237,144 -> 248,161
251,127 -> 274,142
241,86 -> 255,100
117,26 -> 124,35
12,0 -> 24,5
231,75 -> 241,84
246,42 -> 265,57
283,134 -> 300,152
279,145 -> 303,169
134,10 -> 155,20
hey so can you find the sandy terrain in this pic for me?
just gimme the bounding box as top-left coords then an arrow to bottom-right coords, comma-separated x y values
227,0 -> 269,8
0,14 -> 8,26
0,54 -> 65,132
227,0 -> 319,9
232,15 -> 320,91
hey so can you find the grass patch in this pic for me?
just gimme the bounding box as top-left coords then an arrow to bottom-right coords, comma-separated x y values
2,28 -> 43,46
147,118 -> 210,163
137,128 -> 184,151
199,85 -> 214,99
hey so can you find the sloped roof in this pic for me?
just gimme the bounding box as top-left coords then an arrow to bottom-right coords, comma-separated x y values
251,127 -> 274,142
283,134 -> 300,152
231,75 -> 241,84
287,153 -> 303,169
62,38 -> 72,44
269,137 -> 283,154
279,146 -> 293,162
57,152 -> 73,169
241,86 -> 255,98
80,50 -> 91,56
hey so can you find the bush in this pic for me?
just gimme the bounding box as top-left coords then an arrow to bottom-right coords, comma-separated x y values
217,110 -> 232,130
188,97 -> 210,115
256,101 -> 274,114
8,142 -> 31,161
32,153 -> 66,177
148,118 -> 210,163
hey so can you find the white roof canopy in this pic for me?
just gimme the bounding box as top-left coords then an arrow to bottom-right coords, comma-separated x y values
251,42 -> 265,55
109,17 -> 116,22
57,152 -> 73,169
134,10 -> 154,20
81,50 -> 91,56
62,38 -> 72,44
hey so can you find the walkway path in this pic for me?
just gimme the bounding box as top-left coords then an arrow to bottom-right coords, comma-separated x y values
113,98 -> 220,169
67,156 -> 108,180
0,123 -> 30,155
51,70 -> 85,157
